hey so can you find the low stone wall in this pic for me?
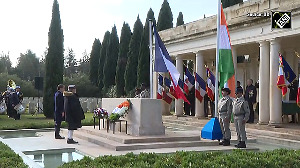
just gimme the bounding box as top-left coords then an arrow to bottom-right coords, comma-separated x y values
20,97 -> 102,114
102,98 -> 165,136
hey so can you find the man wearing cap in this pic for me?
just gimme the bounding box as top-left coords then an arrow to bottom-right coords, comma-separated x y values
233,87 -> 250,148
54,84 -> 65,139
218,87 -> 233,146
64,85 -> 85,144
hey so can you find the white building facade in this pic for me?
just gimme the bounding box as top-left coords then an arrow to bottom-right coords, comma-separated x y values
157,0 -> 300,125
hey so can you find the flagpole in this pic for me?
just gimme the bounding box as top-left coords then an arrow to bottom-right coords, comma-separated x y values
215,0 -> 221,118
149,19 -> 153,98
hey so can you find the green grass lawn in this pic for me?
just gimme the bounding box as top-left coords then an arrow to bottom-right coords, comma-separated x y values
0,113 -> 94,130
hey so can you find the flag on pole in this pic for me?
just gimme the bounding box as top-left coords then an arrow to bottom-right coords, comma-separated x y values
195,72 -> 206,103
162,90 -> 173,104
297,76 -> 300,107
153,24 -> 190,104
206,68 -> 215,101
165,77 -> 178,99
277,55 -> 289,96
281,54 -> 296,83
178,78 -> 185,93
218,5 -> 235,97
184,67 -> 195,94
157,74 -> 164,99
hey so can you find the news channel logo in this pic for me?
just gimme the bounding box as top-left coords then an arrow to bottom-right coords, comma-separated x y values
272,11 -> 291,29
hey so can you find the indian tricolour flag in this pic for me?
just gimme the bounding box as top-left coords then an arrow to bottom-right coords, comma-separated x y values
218,4 -> 235,97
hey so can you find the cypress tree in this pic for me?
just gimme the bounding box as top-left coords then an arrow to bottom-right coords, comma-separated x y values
137,9 -> 155,87
157,0 -> 173,31
176,12 -> 184,26
89,38 -> 101,85
103,25 -> 119,91
98,31 -> 110,93
43,0 -> 64,118
125,16 -> 143,94
116,23 -> 131,97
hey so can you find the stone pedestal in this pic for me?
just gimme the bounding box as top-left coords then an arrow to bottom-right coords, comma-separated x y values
102,98 -> 165,136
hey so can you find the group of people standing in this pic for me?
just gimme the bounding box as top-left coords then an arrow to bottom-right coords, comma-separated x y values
218,79 -> 257,148
54,84 -> 85,144
0,86 -> 23,120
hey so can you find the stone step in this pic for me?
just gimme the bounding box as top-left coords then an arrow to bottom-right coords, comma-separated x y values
255,135 -> 300,149
78,127 -> 201,144
64,130 -> 221,151
247,128 -> 300,142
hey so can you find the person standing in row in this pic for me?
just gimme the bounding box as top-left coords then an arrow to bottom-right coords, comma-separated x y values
54,84 -> 65,139
244,79 -> 257,123
7,88 -> 20,120
233,88 -> 250,148
64,85 -> 85,144
218,88 -> 233,146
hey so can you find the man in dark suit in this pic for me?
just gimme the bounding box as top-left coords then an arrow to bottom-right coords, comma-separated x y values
244,79 -> 257,123
54,84 -> 65,139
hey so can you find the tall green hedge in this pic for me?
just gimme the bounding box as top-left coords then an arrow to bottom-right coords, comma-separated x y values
0,142 -> 28,168
60,149 -> 300,168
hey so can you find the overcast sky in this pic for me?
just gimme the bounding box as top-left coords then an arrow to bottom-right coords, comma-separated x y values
0,0 -> 218,67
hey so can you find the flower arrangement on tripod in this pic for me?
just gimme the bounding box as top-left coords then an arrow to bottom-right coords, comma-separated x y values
109,99 -> 131,122
94,108 -> 108,118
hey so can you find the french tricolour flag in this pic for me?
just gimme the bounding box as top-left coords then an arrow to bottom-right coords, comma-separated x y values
195,72 -> 206,103
157,74 -> 164,99
184,67 -> 195,94
165,77 -> 177,99
153,24 -> 190,104
206,68 -> 215,101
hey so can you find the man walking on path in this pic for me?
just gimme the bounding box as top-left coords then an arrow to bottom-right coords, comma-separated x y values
64,85 -> 85,144
54,84 -> 65,139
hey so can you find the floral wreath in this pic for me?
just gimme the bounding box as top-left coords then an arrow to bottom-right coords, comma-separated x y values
109,99 -> 131,122
94,108 -> 108,118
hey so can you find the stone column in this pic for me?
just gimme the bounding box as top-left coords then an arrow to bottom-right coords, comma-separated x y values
269,38 -> 282,125
232,46 -> 238,85
258,41 -> 270,124
195,51 -> 205,118
175,55 -> 184,116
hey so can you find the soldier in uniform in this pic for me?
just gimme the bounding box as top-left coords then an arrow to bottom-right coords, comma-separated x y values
233,88 -> 250,148
218,87 -> 233,146
244,79 -> 257,123
15,86 -> 23,103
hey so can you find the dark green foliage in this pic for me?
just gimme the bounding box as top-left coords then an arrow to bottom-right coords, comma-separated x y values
0,73 -> 38,97
176,12 -> 184,26
64,73 -> 100,97
60,149 -> 300,168
15,50 -> 40,81
103,26 -> 119,93
124,16 -> 143,94
157,0 -> 173,31
116,23 -> 131,97
0,142 -> 28,168
222,0 -> 243,8
43,0 -> 64,118
137,8 -> 156,87
98,31 -> 110,93
77,51 -> 90,75
89,38 -> 101,85
64,48 -> 76,77
0,53 -> 12,73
